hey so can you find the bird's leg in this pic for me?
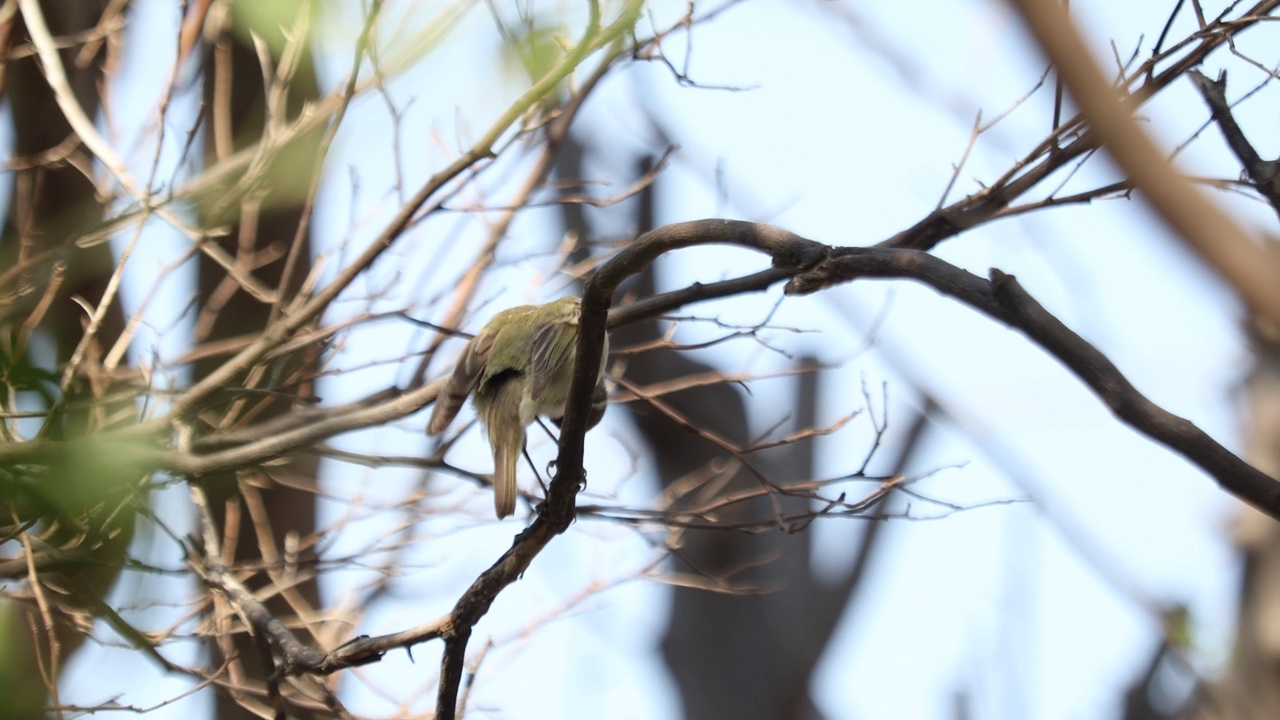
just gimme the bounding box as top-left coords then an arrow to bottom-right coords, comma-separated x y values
532,418 -> 587,490
534,416 -> 560,442
522,443 -> 550,498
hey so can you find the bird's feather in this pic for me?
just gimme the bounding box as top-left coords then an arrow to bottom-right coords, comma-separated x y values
426,327 -> 497,435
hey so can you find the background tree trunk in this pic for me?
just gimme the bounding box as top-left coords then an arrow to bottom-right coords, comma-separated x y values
195,8 -> 323,717
1180,325 -> 1280,720
585,156 -> 895,720
0,2 -> 130,716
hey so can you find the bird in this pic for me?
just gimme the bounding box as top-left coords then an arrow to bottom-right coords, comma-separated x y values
426,296 -> 609,518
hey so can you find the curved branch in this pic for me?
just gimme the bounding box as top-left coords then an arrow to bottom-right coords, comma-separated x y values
429,219 -> 826,719
560,219 -> 828,511
787,246 -> 1280,518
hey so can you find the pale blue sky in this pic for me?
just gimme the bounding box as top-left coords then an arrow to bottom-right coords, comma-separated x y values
51,0 -> 1275,718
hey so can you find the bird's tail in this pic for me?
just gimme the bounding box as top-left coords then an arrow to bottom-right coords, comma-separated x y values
491,425 -> 523,518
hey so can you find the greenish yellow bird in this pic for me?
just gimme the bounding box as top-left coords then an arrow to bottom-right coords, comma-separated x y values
427,296 -> 609,518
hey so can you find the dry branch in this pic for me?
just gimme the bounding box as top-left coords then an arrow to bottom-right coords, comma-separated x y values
1189,69 -> 1280,220
789,246 -> 1280,516
1007,0 -> 1280,332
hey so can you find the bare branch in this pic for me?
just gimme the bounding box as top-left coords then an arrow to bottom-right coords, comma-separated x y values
1007,0 -> 1280,331
788,246 -> 1280,517
1189,69 -> 1280,220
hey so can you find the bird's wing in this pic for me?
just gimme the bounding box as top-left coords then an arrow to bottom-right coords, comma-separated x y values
529,318 -> 577,404
426,328 -> 497,435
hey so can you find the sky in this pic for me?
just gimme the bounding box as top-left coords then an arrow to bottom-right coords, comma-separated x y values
40,0 -> 1280,718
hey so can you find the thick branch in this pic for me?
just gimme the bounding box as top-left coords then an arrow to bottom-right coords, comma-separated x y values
559,219 -> 828,515
788,247 -> 1280,518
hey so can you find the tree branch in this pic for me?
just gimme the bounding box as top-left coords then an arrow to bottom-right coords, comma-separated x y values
430,219 -> 827,718
1006,0 -> 1280,334
787,246 -> 1280,518
1188,69 -> 1280,222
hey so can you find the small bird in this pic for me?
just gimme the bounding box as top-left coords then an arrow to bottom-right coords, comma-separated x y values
427,297 -> 609,518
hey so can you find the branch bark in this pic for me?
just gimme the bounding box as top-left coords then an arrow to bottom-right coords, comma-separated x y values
788,246 -> 1280,517
1189,69 -> 1280,222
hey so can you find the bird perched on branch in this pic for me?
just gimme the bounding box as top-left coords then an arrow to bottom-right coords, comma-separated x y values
427,296 -> 609,518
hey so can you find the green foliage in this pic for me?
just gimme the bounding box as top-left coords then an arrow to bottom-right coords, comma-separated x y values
501,17 -> 573,113
229,0 -> 318,56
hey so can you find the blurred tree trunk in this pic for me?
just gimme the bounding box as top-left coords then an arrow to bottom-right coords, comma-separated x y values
0,1 -> 130,716
567,155 -> 874,719
1146,71 -> 1280,720
194,6 -> 323,717
1180,325 -> 1280,720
